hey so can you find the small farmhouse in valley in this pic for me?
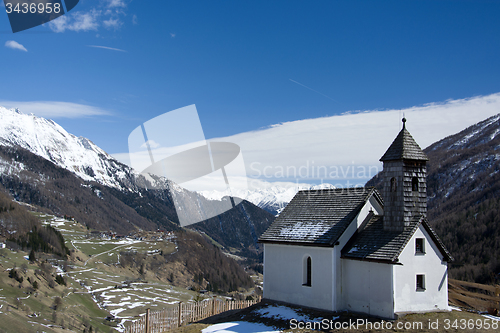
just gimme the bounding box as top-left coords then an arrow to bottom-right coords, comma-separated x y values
258,119 -> 453,319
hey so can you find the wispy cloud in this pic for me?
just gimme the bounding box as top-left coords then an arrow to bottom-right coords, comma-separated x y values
49,9 -> 100,32
107,0 -> 126,8
132,14 -> 138,25
48,0 -> 129,33
103,17 -> 122,29
5,40 -> 27,52
87,45 -> 127,52
0,101 -> 111,119
170,33 -> 176,38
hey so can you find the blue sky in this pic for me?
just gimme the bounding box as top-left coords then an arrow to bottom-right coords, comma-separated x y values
2,0 -> 500,186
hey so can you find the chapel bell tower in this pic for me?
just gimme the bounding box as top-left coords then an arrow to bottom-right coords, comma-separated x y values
380,118 -> 429,232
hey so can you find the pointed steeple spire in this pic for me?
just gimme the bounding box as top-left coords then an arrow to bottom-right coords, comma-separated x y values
380,118 -> 428,162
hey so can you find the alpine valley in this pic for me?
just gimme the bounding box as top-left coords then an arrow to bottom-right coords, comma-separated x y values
0,106 -> 275,256
1,106 -> 500,332
0,106 -> 275,331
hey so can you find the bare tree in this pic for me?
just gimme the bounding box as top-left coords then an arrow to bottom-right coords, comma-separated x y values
53,296 -> 62,310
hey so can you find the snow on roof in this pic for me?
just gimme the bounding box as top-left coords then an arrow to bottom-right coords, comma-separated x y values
259,187 -> 381,246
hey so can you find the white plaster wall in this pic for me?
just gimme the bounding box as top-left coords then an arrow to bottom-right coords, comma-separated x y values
262,192 -> 384,313
394,225 -> 449,313
335,194 -> 384,310
342,259 -> 395,318
263,243 -> 334,311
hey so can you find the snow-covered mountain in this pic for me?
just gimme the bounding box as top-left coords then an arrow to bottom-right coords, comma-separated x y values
0,106 -> 275,251
199,183 -> 335,216
0,106 -> 330,218
0,107 -> 130,190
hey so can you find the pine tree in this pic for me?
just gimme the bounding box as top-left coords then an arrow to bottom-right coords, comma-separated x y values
29,249 -> 36,262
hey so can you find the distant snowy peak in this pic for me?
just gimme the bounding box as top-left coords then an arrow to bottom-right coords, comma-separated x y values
0,106 -> 129,189
199,183 -> 335,216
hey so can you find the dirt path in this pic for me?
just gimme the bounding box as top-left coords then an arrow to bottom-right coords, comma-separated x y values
84,242 -> 141,266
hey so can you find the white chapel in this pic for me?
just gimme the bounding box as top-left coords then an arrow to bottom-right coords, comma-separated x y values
258,118 -> 453,319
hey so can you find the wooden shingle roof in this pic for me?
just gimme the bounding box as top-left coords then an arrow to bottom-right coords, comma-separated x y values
380,120 -> 429,162
258,187 -> 382,247
342,215 -> 453,263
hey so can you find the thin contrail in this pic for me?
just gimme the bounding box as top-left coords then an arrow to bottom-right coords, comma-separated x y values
87,45 -> 127,52
289,79 -> 338,102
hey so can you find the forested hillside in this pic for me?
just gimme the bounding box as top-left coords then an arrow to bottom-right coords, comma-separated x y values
0,188 -> 69,258
135,229 -> 255,293
0,144 -> 159,234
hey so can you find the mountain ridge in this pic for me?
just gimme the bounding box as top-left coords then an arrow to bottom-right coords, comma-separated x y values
0,106 -> 274,256
0,107 -> 131,190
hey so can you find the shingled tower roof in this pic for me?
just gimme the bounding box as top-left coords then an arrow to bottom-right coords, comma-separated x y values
380,118 -> 429,162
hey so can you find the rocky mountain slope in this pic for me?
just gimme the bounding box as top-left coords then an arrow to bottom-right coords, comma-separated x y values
0,143 -> 161,234
367,113 -> 500,283
0,107 -> 131,190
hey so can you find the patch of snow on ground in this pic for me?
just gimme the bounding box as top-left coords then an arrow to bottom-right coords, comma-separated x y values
482,314 -> 500,322
110,308 -> 127,317
255,305 -> 331,323
92,286 -> 114,293
202,322 -> 280,333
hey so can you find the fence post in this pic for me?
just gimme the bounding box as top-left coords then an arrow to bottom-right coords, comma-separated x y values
212,296 -> 216,316
178,302 -> 182,328
145,308 -> 150,333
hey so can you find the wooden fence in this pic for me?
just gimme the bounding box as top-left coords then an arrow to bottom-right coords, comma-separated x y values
125,297 -> 261,333
449,278 -> 500,314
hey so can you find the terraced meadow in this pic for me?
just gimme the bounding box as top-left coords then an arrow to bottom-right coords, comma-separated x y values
47,215 -> 204,328
0,215 -> 204,332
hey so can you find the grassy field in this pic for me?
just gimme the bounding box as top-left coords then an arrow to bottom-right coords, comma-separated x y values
0,253 -> 112,333
0,214 -> 201,332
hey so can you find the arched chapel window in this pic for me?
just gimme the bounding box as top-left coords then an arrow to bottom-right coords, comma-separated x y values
412,177 -> 419,192
303,256 -> 312,287
390,177 -> 397,192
